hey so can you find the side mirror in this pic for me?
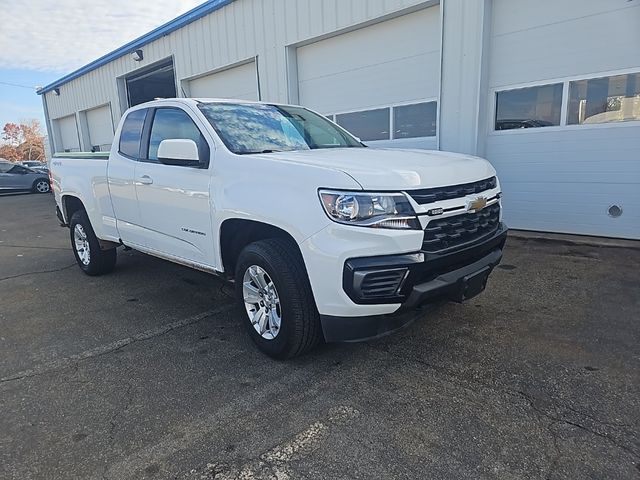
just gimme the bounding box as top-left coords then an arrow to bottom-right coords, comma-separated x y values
157,139 -> 201,167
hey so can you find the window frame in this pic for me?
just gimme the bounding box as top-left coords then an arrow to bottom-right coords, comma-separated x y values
329,98 -> 438,141
489,67 -> 640,135
335,107 -> 392,142
493,82 -> 564,132
392,101 -> 438,139
140,106 -> 211,168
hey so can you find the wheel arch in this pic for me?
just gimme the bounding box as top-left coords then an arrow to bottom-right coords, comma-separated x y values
219,218 -> 303,278
61,195 -> 86,224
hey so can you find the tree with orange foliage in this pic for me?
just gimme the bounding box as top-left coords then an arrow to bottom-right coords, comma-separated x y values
0,120 -> 46,162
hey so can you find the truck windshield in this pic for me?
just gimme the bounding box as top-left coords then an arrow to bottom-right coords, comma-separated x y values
198,102 -> 363,154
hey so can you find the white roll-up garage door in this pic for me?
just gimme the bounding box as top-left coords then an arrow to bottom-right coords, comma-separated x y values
296,6 -> 440,148
56,115 -> 80,152
86,105 -> 113,152
188,61 -> 259,100
486,0 -> 640,239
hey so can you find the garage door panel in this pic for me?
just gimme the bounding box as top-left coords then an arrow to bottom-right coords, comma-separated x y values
56,115 -> 80,152
487,0 -> 640,245
299,51 -> 439,113
504,193 -> 639,239
86,105 -> 113,151
490,1 -> 639,86
487,124 -> 640,238
189,61 -> 258,100
297,7 -> 440,114
297,9 -> 439,83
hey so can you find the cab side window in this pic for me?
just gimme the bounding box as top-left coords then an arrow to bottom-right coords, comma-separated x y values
147,108 -> 209,167
119,109 -> 147,158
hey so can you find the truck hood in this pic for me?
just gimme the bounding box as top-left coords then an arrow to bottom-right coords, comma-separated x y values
258,148 -> 496,190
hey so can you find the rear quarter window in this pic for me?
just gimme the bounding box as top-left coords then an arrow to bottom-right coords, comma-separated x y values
119,109 -> 147,158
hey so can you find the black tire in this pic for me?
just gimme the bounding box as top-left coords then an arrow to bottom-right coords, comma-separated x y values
69,210 -> 117,276
32,178 -> 50,194
235,238 -> 322,359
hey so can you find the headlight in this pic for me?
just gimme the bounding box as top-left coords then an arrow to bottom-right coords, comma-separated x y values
319,190 -> 420,229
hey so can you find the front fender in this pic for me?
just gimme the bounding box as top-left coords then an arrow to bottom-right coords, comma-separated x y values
211,152 -> 362,270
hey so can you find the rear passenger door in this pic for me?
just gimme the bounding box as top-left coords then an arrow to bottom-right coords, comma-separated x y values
134,106 -> 214,266
108,108 -> 148,247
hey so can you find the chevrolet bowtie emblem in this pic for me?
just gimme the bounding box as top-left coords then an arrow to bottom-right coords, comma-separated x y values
468,196 -> 487,212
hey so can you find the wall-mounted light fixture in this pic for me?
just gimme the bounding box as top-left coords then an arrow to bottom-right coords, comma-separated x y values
53,88 -> 60,96
132,49 -> 144,62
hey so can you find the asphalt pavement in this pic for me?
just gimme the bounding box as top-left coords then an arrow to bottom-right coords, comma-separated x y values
1,193 -> 639,479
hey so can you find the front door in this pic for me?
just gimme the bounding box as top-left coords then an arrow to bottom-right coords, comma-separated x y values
134,106 -> 214,267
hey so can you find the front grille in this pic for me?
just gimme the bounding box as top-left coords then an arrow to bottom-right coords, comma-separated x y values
408,177 -> 497,204
422,203 -> 501,252
359,268 -> 408,298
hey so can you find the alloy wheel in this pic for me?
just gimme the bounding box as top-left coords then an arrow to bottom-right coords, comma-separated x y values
242,265 -> 282,340
73,224 -> 91,266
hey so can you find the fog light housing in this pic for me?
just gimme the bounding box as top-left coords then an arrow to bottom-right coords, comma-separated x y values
353,268 -> 409,299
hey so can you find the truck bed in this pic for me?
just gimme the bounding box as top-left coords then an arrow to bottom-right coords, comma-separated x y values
50,152 -> 115,242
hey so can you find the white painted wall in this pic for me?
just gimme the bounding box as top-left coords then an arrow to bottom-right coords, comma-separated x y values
187,60 -> 259,100
438,0 -> 491,155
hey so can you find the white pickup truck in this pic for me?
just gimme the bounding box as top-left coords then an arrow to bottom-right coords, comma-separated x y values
51,98 -> 507,358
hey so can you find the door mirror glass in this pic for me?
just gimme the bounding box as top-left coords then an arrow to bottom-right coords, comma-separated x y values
157,139 -> 200,166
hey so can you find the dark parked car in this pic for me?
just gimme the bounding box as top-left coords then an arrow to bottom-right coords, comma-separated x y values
0,161 -> 50,193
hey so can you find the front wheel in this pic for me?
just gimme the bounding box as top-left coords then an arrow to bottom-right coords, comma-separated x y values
33,179 -> 50,194
69,210 -> 117,276
235,238 -> 322,359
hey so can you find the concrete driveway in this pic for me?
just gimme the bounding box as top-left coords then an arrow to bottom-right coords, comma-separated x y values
1,193 -> 639,479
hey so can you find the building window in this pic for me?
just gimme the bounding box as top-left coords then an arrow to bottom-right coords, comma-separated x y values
567,72 -> 640,125
495,83 -> 563,130
336,108 -> 390,141
393,102 -> 436,138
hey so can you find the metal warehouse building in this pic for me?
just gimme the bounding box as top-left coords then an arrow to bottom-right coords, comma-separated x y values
38,0 -> 640,239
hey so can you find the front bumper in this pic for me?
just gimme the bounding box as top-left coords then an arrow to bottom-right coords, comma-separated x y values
321,222 -> 508,342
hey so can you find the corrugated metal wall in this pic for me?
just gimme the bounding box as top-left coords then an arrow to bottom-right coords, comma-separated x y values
44,0 -> 430,151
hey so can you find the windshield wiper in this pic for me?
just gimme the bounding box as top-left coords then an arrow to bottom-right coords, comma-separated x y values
239,149 -> 284,154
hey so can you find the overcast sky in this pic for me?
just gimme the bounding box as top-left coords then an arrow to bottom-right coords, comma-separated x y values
0,0 -> 205,128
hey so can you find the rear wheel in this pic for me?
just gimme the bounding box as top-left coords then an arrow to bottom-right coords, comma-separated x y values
235,238 -> 322,359
69,210 -> 116,275
33,179 -> 50,194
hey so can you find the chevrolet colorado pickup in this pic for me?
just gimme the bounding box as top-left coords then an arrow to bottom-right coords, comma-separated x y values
51,98 -> 507,358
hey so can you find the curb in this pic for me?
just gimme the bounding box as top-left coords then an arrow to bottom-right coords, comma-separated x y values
507,230 -> 640,250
